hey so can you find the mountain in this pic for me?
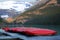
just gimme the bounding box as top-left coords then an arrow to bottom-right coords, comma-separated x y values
0,0 -> 60,25
0,1 -> 33,23
15,0 -> 60,25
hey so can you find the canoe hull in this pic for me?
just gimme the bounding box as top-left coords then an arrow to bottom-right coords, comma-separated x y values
2,27 -> 57,36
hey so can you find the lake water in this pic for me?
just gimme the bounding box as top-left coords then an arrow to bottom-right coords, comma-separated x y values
0,25 -> 60,40
24,25 -> 60,35
0,23 -> 60,35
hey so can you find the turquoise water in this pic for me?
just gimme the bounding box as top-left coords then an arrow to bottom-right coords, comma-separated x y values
0,25 -> 60,40
0,23 -> 60,35
1,24 -> 60,35
24,25 -> 60,35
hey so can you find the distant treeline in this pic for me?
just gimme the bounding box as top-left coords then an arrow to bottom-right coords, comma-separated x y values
24,6 -> 60,25
57,0 -> 60,4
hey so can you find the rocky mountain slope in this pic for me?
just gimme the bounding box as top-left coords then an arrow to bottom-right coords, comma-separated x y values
15,0 -> 60,25
0,0 -> 60,25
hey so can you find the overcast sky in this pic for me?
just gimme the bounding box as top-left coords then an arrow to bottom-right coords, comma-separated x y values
0,0 -> 36,2
0,0 -> 33,11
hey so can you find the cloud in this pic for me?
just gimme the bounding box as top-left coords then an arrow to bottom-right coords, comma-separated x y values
0,1 -> 15,9
0,1 -> 32,11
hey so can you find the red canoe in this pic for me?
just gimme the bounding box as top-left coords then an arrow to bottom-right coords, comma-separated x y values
2,27 -> 57,36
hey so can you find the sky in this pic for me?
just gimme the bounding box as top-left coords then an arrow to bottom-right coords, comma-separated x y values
0,0 -> 38,12
0,0 -> 42,12
0,0 -> 36,2
0,1 -> 33,11
0,0 -> 33,19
